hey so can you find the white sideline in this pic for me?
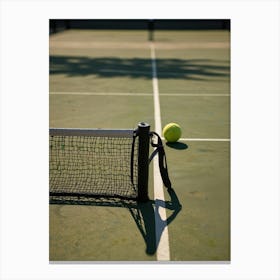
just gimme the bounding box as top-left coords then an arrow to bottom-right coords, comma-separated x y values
150,43 -> 170,261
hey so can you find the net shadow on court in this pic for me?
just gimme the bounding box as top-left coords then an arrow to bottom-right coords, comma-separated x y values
50,188 -> 181,255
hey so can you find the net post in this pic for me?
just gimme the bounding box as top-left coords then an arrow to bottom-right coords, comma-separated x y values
137,122 -> 150,201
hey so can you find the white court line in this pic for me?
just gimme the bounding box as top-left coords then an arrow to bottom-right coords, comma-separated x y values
160,93 -> 230,97
49,92 -> 152,96
150,43 -> 170,261
50,92 -> 229,97
178,138 -> 230,142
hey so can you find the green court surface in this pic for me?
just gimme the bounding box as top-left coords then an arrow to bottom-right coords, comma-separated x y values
49,29 -> 230,261
49,95 -> 154,129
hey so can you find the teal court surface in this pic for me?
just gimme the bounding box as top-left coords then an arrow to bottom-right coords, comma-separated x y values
49,28 -> 230,261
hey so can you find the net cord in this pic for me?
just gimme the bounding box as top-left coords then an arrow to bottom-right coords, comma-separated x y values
49,128 -> 134,138
149,131 -> 172,189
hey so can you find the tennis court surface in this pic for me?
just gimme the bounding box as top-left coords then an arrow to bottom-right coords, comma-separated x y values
49,20 -> 230,262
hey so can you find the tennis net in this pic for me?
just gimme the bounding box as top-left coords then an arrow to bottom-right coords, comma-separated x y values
49,122 -> 150,201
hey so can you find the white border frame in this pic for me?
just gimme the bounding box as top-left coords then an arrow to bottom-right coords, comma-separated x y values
1,1 -> 279,279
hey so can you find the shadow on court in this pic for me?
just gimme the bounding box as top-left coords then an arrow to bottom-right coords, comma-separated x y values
50,55 -> 230,81
50,188 -> 181,255
166,142 -> 188,150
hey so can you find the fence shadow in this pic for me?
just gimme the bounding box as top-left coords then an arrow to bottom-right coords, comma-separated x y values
50,55 -> 230,81
50,188 -> 181,256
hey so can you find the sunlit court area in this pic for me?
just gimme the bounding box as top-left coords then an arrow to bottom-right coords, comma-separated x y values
49,19 -> 230,261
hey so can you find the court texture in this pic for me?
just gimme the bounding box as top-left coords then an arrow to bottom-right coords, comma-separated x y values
49,28 -> 230,262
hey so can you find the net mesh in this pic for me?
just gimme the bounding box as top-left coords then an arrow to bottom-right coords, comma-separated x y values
49,133 -> 139,199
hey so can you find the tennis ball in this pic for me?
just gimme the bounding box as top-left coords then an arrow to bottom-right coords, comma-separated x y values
162,123 -> 182,143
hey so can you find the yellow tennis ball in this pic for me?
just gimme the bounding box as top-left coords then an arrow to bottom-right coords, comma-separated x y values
162,123 -> 182,143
